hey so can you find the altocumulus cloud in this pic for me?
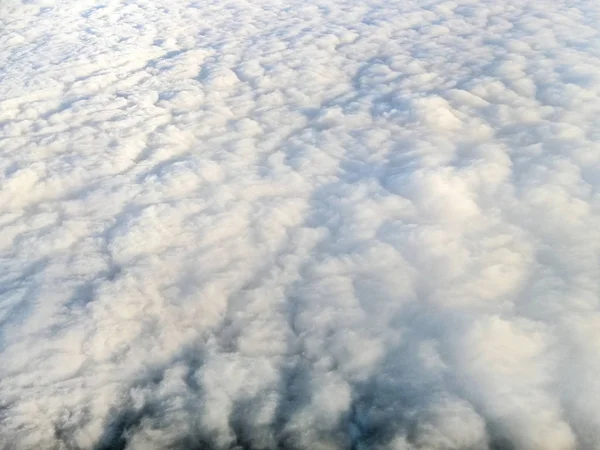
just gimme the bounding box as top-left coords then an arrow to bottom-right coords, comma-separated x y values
1,0 -> 600,448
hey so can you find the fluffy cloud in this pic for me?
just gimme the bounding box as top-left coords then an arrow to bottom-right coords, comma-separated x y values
1,0 -> 600,448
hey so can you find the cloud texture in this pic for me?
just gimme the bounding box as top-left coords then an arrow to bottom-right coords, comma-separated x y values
1,0 -> 600,448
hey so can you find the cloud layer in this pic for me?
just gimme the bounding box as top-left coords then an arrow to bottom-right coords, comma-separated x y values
2,0 -> 600,448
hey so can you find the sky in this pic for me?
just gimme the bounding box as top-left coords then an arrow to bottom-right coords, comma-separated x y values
1,0 -> 600,448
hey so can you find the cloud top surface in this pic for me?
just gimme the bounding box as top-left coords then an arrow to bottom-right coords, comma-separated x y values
1,0 -> 600,448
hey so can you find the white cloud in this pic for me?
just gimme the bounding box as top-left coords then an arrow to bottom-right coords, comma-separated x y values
1,0 -> 600,448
